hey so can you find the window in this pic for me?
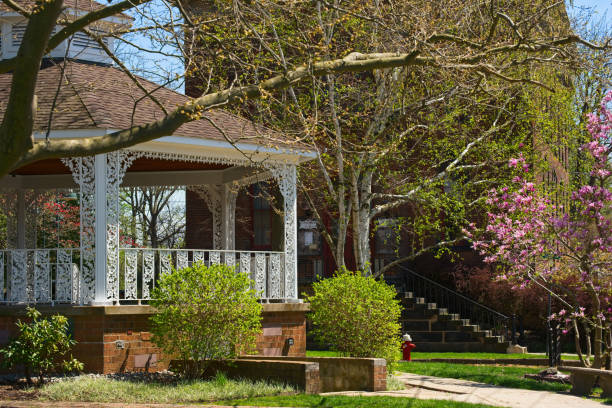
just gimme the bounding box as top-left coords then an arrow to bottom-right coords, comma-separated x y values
252,183 -> 272,248
375,218 -> 399,256
298,219 -> 321,256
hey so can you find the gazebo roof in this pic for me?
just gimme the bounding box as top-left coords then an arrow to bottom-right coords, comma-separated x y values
0,0 -> 128,16
0,61 -> 291,147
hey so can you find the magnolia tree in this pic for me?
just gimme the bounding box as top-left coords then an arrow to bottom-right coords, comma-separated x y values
469,92 -> 612,368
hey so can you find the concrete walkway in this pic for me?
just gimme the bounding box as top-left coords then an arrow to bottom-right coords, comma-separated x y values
324,372 -> 607,408
0,402 -> 273,408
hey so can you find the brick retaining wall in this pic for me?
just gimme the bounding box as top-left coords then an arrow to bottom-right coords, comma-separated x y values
172,359 -> 321,394
239,356 -> 387,392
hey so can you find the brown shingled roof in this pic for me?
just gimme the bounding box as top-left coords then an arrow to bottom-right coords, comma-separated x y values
0,61 -> 291,147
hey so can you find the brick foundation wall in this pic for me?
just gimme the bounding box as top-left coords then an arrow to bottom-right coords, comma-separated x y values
0,303 -> 308,374
257,305 -> 307,357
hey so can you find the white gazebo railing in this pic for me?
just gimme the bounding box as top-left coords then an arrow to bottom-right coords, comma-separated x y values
0,248 -> 81,304
116,248 -> 287,303
0,248 -> 288,304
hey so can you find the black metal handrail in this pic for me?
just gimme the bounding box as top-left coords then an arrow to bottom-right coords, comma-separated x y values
388,263 -> 515,344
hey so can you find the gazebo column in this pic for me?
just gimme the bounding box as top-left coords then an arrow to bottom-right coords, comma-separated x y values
221,184 -> 237,250
270,163 -> 298,300
93,154 -> 109,304
64,151 -> 136,305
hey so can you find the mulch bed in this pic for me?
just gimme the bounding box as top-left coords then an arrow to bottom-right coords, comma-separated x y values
0,384 -> 37,401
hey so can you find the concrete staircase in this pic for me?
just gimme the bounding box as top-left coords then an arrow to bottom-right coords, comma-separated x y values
399,291 -> 511,352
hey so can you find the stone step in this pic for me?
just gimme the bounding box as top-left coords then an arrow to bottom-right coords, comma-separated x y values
430,321 -> 463,331
461,324 -> 479,333
438,313 -> 460,321
473,330 -> 492,338
484,335 -> 503,344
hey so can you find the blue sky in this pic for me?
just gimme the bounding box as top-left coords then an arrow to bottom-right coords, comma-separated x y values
571,0 -> 612,19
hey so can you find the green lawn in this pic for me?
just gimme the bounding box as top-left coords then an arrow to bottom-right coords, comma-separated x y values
397,362 -> 571,392
36,375 -> 295,404
306,350 -> 580,360
220,395 -> 499,407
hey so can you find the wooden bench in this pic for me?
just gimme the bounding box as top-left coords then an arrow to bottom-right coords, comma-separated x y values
559,365 -> 612,397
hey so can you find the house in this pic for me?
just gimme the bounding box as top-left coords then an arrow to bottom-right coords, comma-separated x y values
0,0 -> 314,372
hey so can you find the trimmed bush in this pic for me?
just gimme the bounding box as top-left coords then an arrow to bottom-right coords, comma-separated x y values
150,263 -> 262,378
0,307 -> 82,384
305,268 -> 401,366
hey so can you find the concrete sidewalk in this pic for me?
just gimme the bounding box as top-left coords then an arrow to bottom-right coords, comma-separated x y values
0,402 -> 274,408
324,372 -> 607,408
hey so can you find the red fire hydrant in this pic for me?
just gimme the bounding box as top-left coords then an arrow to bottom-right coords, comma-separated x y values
401,333 -> 416,361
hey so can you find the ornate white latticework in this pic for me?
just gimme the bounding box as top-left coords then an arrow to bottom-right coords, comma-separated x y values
240,252 -> 250,277
106,151 -> 142,301
9,250 -> 27,302
134,150 -> 255,167
267,163 -> 298,299
255,253 -> 266,297
225,252 -> 236,267
210,251 -> 220,265
64,151 -> 140,303
160,251 -> 172,275
177,251 -> 188,270
124,250 -> 138,300
63,156 -> 96,304
34,250 -> 50,303
193,250 -> 205,264
269,253 -> 282,299
142,250 -> 155,299
56,249 -> 73,302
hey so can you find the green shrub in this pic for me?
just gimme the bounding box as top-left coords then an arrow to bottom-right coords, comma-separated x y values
304,268 -> 401,367
150,263 -> 262,378
0,307 -> 83,384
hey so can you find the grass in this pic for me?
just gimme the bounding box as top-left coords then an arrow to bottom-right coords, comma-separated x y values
220,395 -> 500,407
306,350 -> 580,361
36,374 -> 295,404
397,361 -> 571,392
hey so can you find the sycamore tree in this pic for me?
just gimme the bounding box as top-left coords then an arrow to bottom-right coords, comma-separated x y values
184,0 -> 612,272
1,0 -> 610,191
468,91 -> 612,368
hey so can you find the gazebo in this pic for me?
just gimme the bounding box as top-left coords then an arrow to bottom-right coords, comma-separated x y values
0,1 -> 314,372
0,61 -> 314,306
